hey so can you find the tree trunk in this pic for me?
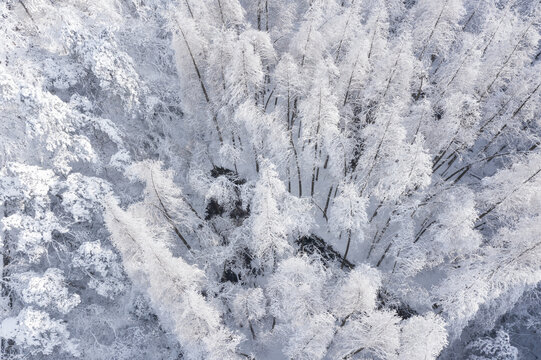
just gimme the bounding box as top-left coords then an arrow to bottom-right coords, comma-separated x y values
341,229 -> 352,269
323,185 -> 333,221
174,19 -> 224,144
290,131 -> 303,197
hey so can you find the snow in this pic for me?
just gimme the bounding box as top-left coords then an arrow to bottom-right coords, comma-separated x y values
1,0 -> 541,358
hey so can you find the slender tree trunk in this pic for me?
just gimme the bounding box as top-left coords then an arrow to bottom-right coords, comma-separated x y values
376,241 -> 392,267
184,0 -> 194,18
341,229 -> 352,269
359,116 -> 392,195
335,6 -> 354,61
257,0 -> 262,30
151,170 -> 192,251
418,0 -> 449,60
369,199 -> 385,222
287,166 -> 292,193
367,13 -> 379,60
342,347 -> 365,359
323,185 -> 333,221
249,320 -> 256,340
231,132 -> 239,173
478,167 -> 541,220
254,147 -> 260,173
382,49 -> 402,99
287,96 -> 303,197
265,0 -> 269,31
174,19 -> 224,144
481,22 -> 534,100
439,49 -> 471,98
512,82 -> 541,117
287,89 -> 291,130
1,201 -> 12,355
290,131 -> 303,197
311,90 -> 323,197
301,25 -> 312,68
323,155 -> 329,169
413,220 -> 435,243
311,169 -> 316,197
217,0 -> 226,25
343,52 -> 361,106
18,0 -> 34,22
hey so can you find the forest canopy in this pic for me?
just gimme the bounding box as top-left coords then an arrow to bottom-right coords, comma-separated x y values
1,0 -> 541,359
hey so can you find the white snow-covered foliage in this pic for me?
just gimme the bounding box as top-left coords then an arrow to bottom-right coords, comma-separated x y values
0,307 -> 80,357
15,268 -> 80,314
72,241 -> 125,299
1,0 -> 541,359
